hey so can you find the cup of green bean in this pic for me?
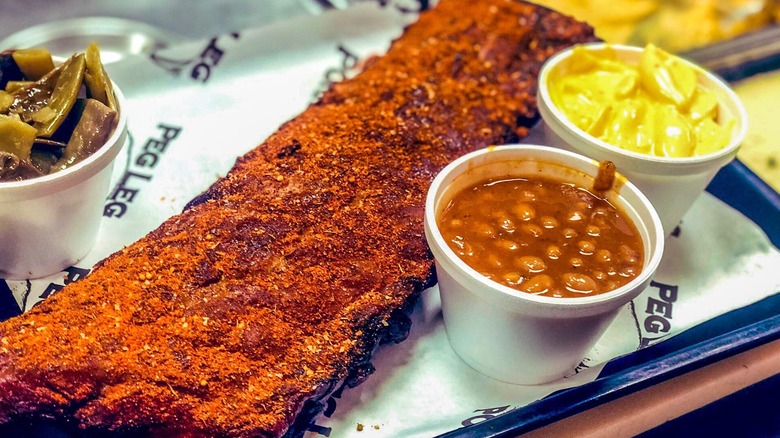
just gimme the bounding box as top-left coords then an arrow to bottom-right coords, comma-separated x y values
0,44 -> 127,279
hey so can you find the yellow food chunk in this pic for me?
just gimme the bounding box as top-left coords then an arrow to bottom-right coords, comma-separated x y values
549,44 -> 732,158
0,114 -> 38,160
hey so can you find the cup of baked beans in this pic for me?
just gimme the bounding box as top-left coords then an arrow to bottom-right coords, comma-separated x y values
424,144 -> 664,385
537,43 -> 748,235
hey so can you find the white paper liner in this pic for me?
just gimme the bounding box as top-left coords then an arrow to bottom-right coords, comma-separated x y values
2,4 -> 779,437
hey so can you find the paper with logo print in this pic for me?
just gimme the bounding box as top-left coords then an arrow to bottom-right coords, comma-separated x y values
1,3 -> 779,437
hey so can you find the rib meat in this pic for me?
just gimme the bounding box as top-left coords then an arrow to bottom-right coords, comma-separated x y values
0,1 -> 595,436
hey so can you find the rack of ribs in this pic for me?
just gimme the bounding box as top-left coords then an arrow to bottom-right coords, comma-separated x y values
0,1 -> 595,436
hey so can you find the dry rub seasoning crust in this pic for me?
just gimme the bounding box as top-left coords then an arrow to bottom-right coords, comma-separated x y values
0,1 -> 595,436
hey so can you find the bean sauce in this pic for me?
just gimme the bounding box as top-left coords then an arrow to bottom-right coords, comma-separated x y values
438,176 -> 644,298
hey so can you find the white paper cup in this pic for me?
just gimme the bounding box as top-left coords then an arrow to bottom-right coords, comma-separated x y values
0,86 -> 127,279
538,43 -> 748,235
424,145 -> 664,385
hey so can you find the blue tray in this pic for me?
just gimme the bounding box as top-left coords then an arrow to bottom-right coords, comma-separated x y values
435,35 -> 780,432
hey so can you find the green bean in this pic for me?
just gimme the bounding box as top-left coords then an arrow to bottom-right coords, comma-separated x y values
53,98 -> 118,171
32,53 -> 85,138
4,81 -> 33,93
0,90 -> 11,113
12,49 -> 55,81
84,43 -> 116,111
7,58 -> 64,123
0,114 -> 37,160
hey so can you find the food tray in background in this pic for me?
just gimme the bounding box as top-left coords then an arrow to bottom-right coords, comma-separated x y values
436,30 -> 780,437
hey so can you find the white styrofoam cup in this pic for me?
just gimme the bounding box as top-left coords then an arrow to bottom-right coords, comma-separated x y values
0,86 -> 127,279
424,145 -> 664,385
538,43 -> 748,235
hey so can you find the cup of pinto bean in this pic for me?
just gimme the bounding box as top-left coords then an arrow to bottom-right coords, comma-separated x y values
424,144 -> 664,385
538,43 -> 748,235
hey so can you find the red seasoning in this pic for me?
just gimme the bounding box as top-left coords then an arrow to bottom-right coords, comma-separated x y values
438,175 -> 644,298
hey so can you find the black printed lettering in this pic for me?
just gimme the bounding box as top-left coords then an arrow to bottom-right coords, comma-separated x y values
644,314 -> 671,334
104,201 -> 128,218
200,39 -> 226,66
104,124 -> 183,218
645,297 -> 673,319
191,62 -> 212,82
150,34 -> 239,81
158,124 -> 182,142
368,0 -> 430,13
135,152 -> 160,168
144,138 -> 169,154
63,266 -> 90,285
120,170 -> 153,185
39,283 -> 63,300
462,405 -> 511,427
315,45 -> 361,98
652,280 -> 678,303
306,424 -> 332,437
337,45 -> 359,71
149,52 -> 192,77
113,185 -> 142,203
639,280 -> 680,344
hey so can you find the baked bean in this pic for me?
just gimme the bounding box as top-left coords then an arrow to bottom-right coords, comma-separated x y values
497,218 -> 516,233
620,266 -> 638,277
523,223 -> 543,237
496,239 -> 519,252
502,271 -> 522,284
520,274 -> 553,294
541,216 -> 559,228
578,240 -> 596,255
596,249 -> 612,263
438,176 -> 644,298
486,254 -> 503,269
491,211 -> 516,233
520,190 -> 537,202
449,238 -> 474,257
517,256 -> 546,273
475,222 -> 497,238
513,203 -> 536,221
563,272 -> 598,294
619,244 -> 641,264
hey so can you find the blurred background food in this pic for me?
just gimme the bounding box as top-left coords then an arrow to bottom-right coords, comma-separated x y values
531,0 -> 780,192
531,0 -> 776,53
733,72 -> 780,191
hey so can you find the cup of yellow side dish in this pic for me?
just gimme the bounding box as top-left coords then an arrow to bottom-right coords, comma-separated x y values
0,48 -> 127,279
538,43 -> 748,235
424,145 -> 664,385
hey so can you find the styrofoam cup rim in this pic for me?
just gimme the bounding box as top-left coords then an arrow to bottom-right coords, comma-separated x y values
537,42 -> 748,173
424,144 -> 665,315
0,82 -> 127,202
